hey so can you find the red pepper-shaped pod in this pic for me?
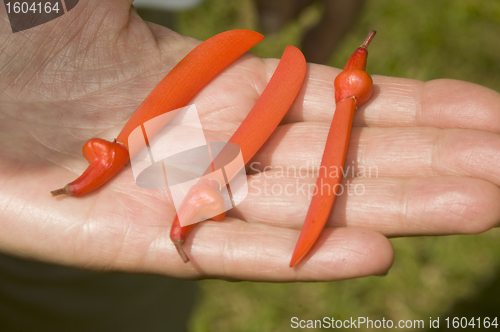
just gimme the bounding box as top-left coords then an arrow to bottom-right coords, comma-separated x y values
52,30 -> 264,197
51,138 -> 129,197
290,30 -> 376,267
170,45 -> 307,262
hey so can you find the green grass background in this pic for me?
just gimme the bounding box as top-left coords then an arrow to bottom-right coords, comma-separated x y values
143,1 -> 500,331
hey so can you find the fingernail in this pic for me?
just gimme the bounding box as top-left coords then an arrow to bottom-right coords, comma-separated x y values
375,270 -> 389,277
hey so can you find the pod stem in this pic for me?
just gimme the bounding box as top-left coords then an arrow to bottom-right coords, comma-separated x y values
173,240 -> 190,263
362,30 -> 377,49
50,186 -> 69,197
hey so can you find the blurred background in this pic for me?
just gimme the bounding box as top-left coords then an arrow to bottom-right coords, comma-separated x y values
134,0 -> 500,331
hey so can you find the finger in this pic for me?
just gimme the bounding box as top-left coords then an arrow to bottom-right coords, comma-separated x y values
363,77 -> 500,132
283,63 -> 500,133
250,123 -> 500,187
233,174 -> 500,236
147,221 -> 394,281
350,126 -> 500,186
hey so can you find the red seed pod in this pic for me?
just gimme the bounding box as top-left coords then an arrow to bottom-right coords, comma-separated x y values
51,138 -> 129,197
290,30 -> 376,267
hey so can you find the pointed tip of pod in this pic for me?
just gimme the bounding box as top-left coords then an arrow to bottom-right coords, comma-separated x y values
289,242 -> 312,267
289,254 -> 303,267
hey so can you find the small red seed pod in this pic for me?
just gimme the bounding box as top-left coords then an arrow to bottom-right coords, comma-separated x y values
51,138 -> 129,197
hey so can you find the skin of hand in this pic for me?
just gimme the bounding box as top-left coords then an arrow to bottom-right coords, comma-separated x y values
1,0 -> 499,282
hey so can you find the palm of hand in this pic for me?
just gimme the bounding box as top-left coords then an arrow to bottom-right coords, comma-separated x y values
1,1 -> 499,281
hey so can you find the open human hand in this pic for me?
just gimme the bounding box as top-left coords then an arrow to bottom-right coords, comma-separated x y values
1,0 -> 499,281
